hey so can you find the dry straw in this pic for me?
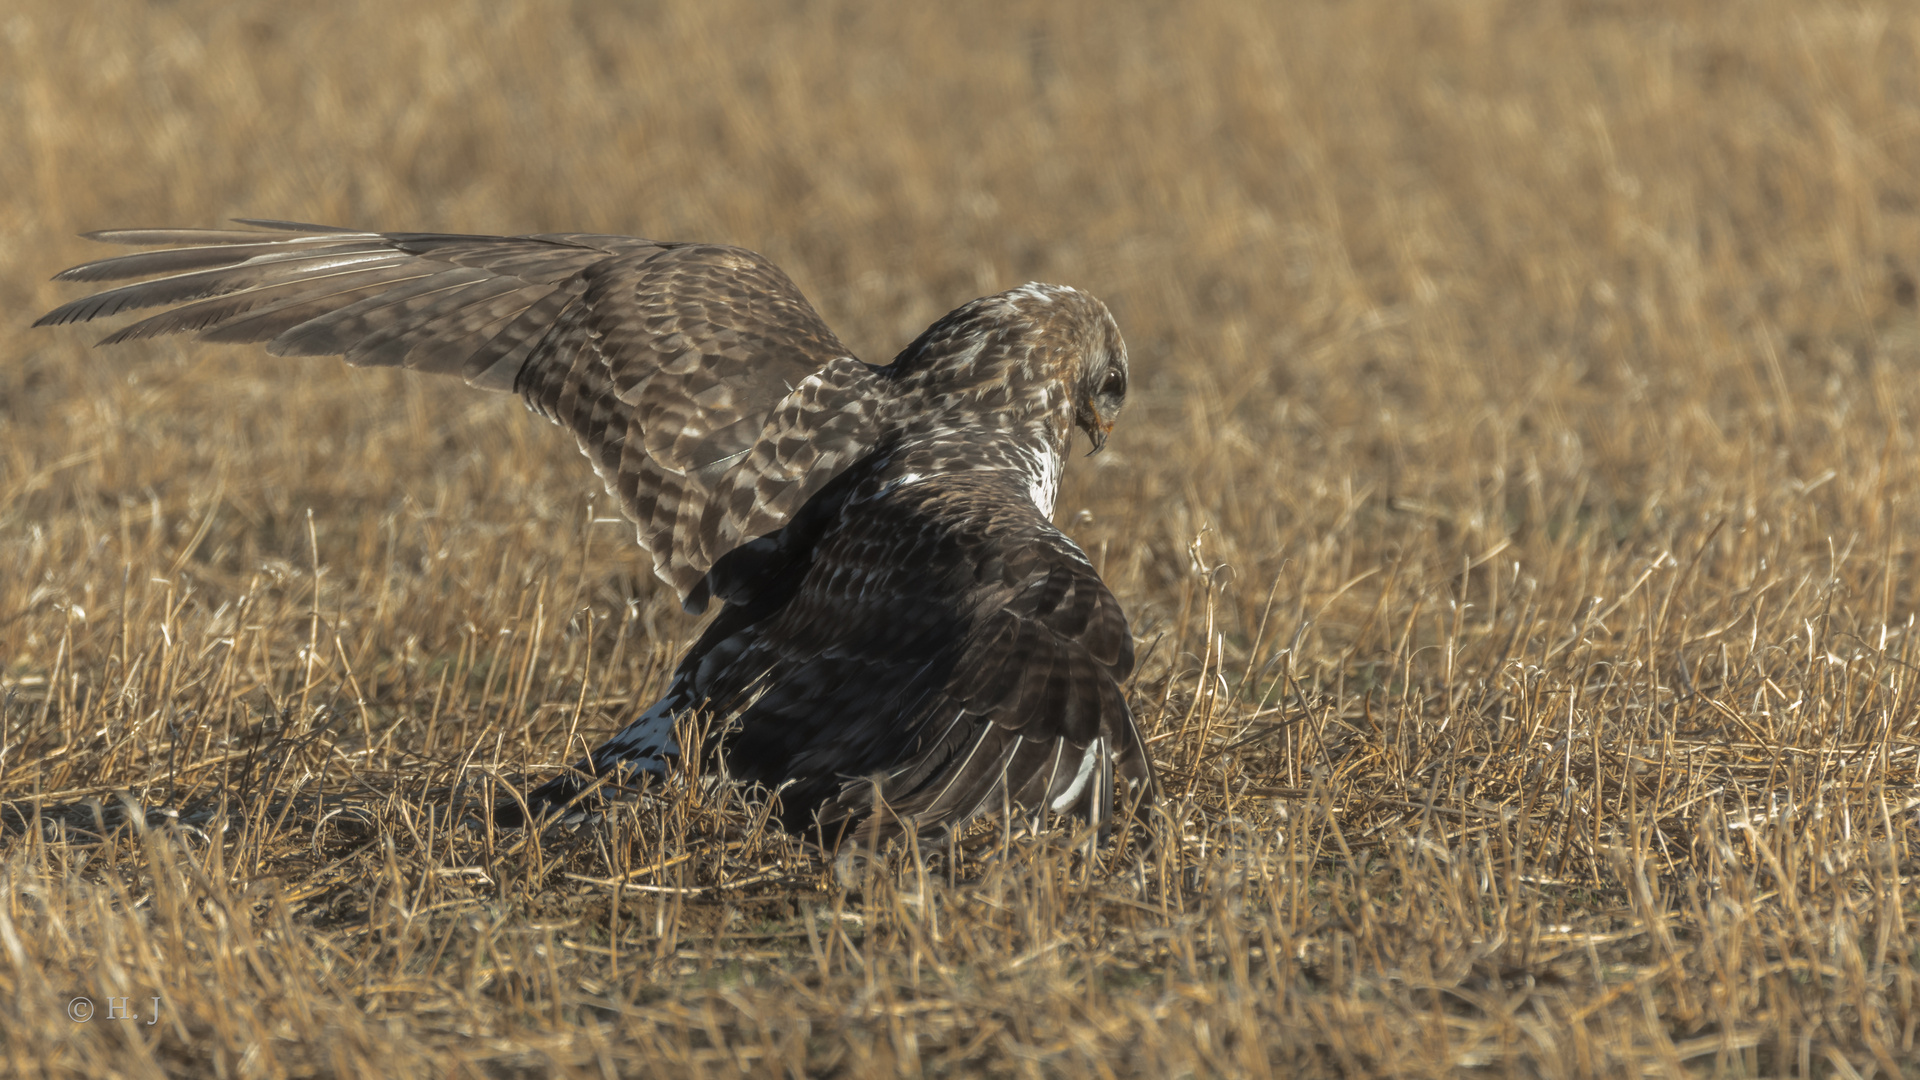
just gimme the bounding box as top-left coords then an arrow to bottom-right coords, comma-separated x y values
3,1 -> 1919,1075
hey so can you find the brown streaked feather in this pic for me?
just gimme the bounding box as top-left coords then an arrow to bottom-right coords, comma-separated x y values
43,227 -> 1154,846
677,469 -> 1157,846
256,271 -> 497,354
93,263 -> 467,345
52,230 -> 378,281
37,223 -> 880,605
39,249 -> 407,323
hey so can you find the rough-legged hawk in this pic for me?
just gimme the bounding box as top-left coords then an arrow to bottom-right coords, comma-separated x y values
37,221 -> 1159,847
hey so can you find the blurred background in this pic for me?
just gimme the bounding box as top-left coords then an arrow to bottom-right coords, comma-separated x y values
7,0 -> 1920,752
9,0 -> 1920,628
9,1 -> 1920,624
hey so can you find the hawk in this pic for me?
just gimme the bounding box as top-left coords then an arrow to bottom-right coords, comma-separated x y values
36,220 -> 1158,847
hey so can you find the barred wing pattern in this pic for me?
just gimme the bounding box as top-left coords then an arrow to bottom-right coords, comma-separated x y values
519,468 -> 1155,846
39,222 -> 1158,846
36,221 -> 887,605
720,471 -> 1153,845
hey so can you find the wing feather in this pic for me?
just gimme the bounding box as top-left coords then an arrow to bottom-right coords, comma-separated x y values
38,249 -> 407,324
665,469 -> 1157,846
38,223 -> 896,603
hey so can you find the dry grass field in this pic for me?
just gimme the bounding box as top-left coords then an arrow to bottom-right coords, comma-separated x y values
4,0 -> 1920,1075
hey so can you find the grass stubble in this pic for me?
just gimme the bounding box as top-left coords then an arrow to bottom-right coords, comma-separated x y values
3,1 -> 1920,1075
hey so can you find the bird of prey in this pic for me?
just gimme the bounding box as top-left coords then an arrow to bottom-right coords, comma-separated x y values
36,220 -> 1158,848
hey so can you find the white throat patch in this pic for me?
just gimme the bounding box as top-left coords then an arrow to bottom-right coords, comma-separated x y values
1025,445 -> 1061,516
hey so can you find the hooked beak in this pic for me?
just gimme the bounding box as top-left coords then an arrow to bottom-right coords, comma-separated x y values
1085,417 -> 1113,455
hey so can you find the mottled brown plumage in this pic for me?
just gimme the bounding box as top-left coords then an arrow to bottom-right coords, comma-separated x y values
37,220 -> 1157,846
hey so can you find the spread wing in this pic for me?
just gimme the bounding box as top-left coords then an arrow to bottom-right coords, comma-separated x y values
702,470 -> 1159,845
35,220 -> 894,605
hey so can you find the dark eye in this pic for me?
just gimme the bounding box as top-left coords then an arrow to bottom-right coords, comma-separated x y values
1102,368 -> 1126,395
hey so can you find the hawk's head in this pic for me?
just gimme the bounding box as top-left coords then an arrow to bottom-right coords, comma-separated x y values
891,282 -> 1129,454
995,282 -> 1130,454
1072,309 -> 1128,454
998,283 -> 1132,455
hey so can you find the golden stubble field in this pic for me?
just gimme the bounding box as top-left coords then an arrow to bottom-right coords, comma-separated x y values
4,1 -> 1920,1076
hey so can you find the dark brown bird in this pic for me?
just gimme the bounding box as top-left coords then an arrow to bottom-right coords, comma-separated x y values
36,220 -> 1158,847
